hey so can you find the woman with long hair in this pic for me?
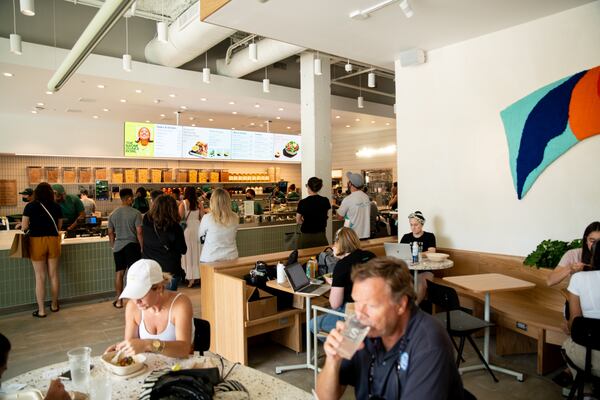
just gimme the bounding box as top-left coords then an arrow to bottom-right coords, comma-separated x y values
179,187 -> 203,287
21,182 -> 63,318
142,194 -> 187,291
199,188 -> 238,262
132,187 -> 150,214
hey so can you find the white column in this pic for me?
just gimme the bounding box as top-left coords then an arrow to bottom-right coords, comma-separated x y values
300,51 -> 332,241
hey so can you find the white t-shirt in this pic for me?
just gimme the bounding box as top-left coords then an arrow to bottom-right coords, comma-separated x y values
338,190 -> 371,239
199,213 -> 238,262
568,270 -> 600,319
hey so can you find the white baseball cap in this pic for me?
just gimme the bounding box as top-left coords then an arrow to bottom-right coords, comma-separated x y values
119,259 -> 164,300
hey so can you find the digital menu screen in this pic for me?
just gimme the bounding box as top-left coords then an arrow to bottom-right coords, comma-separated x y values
125,122 -> 301,163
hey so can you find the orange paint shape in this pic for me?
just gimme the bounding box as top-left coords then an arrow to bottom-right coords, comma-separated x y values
569,66 -> 600,140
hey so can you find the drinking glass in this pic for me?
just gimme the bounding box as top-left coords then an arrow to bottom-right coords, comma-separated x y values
67,347 -> 91,392
90,374 -> 111,400
337,315 -> 370,360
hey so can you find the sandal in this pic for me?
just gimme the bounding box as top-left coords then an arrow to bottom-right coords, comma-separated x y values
32,310 -> 47,318
112,300 -> 123,309
51,304 -> 60,312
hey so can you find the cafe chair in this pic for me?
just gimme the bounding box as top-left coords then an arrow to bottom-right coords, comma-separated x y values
562,316 -> 600,400
193,318 -> 211,355
426,280 -> 499,382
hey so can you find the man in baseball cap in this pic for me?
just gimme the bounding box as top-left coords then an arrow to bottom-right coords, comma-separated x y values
52,184 -> 84,231
19,188 -> 33,203
336,172 -> 371,240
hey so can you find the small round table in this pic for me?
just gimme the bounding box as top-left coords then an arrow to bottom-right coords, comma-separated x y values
409,258 -> 454,291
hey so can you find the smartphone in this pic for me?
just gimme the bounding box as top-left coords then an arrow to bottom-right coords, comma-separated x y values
59,365 -> 94,380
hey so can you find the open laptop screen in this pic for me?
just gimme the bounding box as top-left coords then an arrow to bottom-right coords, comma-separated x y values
285,262 -> 309,290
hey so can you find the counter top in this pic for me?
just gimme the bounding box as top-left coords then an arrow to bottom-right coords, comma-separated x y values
0,231 -> 110,251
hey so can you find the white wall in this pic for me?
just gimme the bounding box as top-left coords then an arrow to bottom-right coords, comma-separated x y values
395,2 -> 600,256
332,128 -> 397,184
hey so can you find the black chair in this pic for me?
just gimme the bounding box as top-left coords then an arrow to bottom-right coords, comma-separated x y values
193,318 -> 211,355
563,316 -> 600,400
426,280 -> 498,382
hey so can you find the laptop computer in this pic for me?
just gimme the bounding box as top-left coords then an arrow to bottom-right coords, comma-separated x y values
384,242 -> 413,262
284,263 -> 330,296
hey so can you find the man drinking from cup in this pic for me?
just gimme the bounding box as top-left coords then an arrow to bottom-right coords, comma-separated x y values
316,257 -> 464,400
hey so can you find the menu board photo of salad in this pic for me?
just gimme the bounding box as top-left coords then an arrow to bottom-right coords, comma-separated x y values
273,134 -> 301,160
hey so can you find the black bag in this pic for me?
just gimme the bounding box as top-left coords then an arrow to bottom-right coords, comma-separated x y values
286,249 -> 299,266
317,247 -> 339,276
142,368 -> 221,400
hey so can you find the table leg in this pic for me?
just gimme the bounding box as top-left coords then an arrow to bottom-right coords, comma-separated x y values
275,296 -> 317,374
413,270 -> 418,292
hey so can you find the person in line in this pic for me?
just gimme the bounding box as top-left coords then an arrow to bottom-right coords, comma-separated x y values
142,195 -> 187,291
336,172 -> 371,240
199,188 -> 239,263
388,182 -> 398,210
171,188 -> 182,206
316,257 -> 464,400
79,189 -> 96,216
179,187 -> 203,288
311,228 -> 375,335
362,187 -> 380,238
52,184 -> 84,232
132,187 -> 150,214
562,241 -> 600,379
21,183 -> 63,318
105,259 -> 194,359
296,177 -> 331,249
150,189 -> 163,204
1,333 -> 72,399
547,221 -> 600,287
400,210 -> 437,304
108,188 -> 143,309
287,184 -> 300,201
245,189 -> 263,215
14,188 -> 33,230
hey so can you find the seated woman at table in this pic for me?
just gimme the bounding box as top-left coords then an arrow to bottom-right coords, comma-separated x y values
309,227 -> 375,336
1,333 -> 71,400
105,259 -> 194,359
400,210 -> 437,304
562,241 -> 600,378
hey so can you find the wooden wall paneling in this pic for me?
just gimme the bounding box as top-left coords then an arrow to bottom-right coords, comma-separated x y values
214,272 -> 248,364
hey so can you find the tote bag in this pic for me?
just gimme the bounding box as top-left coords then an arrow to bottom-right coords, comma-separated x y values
9,232 -> 30,258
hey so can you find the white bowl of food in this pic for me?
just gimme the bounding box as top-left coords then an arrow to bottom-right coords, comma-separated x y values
101,352 -> 146,376
425,253 -> 449,262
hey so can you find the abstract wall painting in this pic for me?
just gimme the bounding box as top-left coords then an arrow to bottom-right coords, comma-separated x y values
500,66 -> 600,199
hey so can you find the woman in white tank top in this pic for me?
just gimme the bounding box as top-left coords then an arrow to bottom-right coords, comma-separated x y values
104,259 -> 195,359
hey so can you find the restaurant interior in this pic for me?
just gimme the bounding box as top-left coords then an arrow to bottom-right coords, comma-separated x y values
0,0 -> 599,399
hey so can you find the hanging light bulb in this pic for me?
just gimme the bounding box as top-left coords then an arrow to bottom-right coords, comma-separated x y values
345,59 -> 352,73
249,41 -> 258,62
263,67 -> 270,93
10,1 -> 22,55
123,54 -> 132,72
399,0 -> 414,18
202,52 -> 210,83
20,0 -> 35,16
122,17 -> 131,72
357,96 -> 364,109
157,0 -> 168,42
368,71 -> 376,88
314,51 -> 322,76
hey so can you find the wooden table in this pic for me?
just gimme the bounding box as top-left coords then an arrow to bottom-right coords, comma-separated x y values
444,273 -> 535,381
266,280 -> 330,375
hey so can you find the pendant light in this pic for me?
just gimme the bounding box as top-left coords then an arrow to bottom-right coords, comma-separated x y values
202,52 -> 211,84
357,75 -> 364,109
368,70 -> 376,88
262,67 -> 270,93
10,0 -> 22,55
20,0 -> 35,16
249,40 -> 258,62
314,51 -> 322,76
157,0 -> 168,43
399,0 -> 414,18
345,59 -> 352,73
122,17 -> 132,72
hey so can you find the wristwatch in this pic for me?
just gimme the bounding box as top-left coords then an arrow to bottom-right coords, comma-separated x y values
151,339 -> 164,353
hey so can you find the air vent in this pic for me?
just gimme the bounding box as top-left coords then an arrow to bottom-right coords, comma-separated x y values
66,108 -> 82,113
78,97 -> 96,103
177,1 -> 199,31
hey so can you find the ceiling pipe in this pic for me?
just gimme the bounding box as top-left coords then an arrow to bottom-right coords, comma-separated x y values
216,38 -> 304,78
144,1 -> 235,67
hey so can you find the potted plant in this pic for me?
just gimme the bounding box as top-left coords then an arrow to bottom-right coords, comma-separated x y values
523,239 -> 582,269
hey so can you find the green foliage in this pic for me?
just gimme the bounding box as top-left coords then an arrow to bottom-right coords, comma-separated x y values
524,239 -> 583,269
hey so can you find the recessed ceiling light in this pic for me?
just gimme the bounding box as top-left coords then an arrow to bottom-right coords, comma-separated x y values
45,91 -> 53,95
188,117 -> 194,121
254,104 -> 260,108
192,124 -> 196,127
385,122 -> 391,126
231,127 -> 235,130
345,125 -> 351,128
135,89 -> 142,93
3,72 -> 14,77
228,101 -> 235,105
120,99 -> 127,103
173,111 -> 178,114
371,120 -> 376,124
160,113 -> 165,117
169,94 -> 176,98
145,120 -> 150,123
96,84 -> 104,89
102,108 -> 110,112
355,118 -> 361,122
278,107 -> 284,111
208,118 -> 214,122
93,115 -> 99,119
180,105 -> 187,110
36,102 -> 45,106
31,110 -> 38,114
286,126 -> 291,130
275,116 -> 281,120
153,99 -> 161,104
335,115 -> 341,119
200,98 -> 207,102
250,122 -> 255,126
232,111 -> 237,115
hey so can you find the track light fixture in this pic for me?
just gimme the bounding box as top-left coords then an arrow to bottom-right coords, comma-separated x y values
249,41 -> 258,62
263,67 -> 270,93
314,51 -> 322,76
20,0 -> 35,16
122,16 -> 131,72
399,0 -> 414,18
368,71 -> 376,88
202,52 -> 210,84
10,0 -> 22,55
358,75 -> 364,108
345,59 -> 352,73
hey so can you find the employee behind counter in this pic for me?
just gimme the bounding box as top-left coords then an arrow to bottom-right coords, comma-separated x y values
51,184 -> 85,231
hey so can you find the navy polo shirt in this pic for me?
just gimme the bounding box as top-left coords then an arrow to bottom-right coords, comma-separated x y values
339,306 -> 464,400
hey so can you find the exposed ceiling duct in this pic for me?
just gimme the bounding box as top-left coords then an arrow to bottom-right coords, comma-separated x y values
215,38 -> 305,78
144,1 -> 235,67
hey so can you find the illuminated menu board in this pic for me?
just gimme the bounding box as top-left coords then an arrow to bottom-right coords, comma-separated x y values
124,122 -> 301,162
